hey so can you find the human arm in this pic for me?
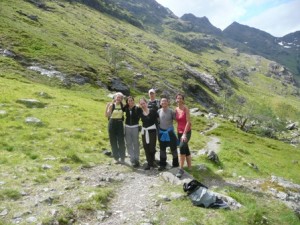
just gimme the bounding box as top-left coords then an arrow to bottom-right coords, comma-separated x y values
105,101 -> 114,118
181,106 -> 191,142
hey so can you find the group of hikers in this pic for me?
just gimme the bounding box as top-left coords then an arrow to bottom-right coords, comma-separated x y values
105,88 -> 192,178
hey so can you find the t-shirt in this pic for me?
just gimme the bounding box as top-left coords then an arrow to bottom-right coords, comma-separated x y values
147,99 -> 160,112
158,108 -> 175,130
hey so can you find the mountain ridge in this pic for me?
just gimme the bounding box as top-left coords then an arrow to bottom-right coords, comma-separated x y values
100,0 -> 300,83
0,0 -> 299,117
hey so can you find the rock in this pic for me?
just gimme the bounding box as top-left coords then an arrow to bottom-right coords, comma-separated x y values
69,74 -> 90,85
102,149 -> 112,156
25,117 -> 43,126
158,195 -> 171,201
16,98 -> 47,108
196,164 -> 208,171
28,66 -> 65,81
170,192 -> 185,200
35,91 -> 53,99
215,59 -> 230,66
207,151 -> 220,163
42,164 -> 52,170
213,192 -> 243,210
108,77 -> 130,96
286,123 -> 297,130
0,110 -> 7,117
160,168 -> 193,185
26,216 -> 37,223
189,108 -> 205,117
247,162 -> 259,170
61,166 -> 71,172
184,64 -> 220,93
2,49 -> 16,57
0,209 -> 8,216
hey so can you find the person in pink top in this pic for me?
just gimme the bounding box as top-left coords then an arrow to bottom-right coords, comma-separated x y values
175,93 -> 192,178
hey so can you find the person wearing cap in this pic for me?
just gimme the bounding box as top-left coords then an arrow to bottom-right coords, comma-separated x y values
148,88 -> 160,112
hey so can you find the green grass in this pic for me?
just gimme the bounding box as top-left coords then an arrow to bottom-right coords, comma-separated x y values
151,181 -> 299,225
198,120 -> 300,183
1,1 -> 300,224
0,75 -> 110,188
76,187 -> 113,211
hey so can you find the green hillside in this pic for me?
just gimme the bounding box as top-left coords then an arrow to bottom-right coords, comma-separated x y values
1,0 -> 300,224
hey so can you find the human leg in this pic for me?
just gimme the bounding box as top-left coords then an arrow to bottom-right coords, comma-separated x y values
132,126 -> 140,165
179,154 -> 186,168
186,154 -> 192,169
108,120 -> 119,161
169,131 -> 179,167
116,121 -> 126,162
142,134 -> 153,168
148,131 -> 157,167
125,126 -> 134,162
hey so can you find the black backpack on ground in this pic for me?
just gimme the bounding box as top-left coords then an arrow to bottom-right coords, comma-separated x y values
183,179 -> 230,209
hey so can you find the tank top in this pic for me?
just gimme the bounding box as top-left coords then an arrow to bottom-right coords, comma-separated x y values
110,104 -> 123,119
176,107 -> 191,133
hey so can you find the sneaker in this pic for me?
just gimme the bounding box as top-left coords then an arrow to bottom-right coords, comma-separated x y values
132,162 -> 140,168
176,168 -> 184,178
158,166 -> 166,171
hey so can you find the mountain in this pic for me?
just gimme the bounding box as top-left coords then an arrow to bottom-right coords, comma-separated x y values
179,13 -> 222,35
1,1 -> 300,224
0,0 -> 299,118
222,22 -> 300,85
102,0 -> 300,85
222,22 -> 276,54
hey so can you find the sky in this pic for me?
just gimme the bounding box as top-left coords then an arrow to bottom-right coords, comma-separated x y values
155,0 -> 300,37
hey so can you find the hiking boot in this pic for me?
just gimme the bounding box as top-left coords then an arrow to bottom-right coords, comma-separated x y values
176,168 -> 184,178
172,157 -> 179,167
132,162 -> 140,168
144,165 -> 151,170
158,166 -> 166,171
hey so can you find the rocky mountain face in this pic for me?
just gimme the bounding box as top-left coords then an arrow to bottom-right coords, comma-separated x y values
222,22 -> 277,53
222,22 -> 300,84
179,14 -> 222,35
2,0 -> 299,101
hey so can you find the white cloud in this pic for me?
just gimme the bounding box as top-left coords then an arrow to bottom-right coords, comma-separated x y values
156,0 -> 300,37
242,1 -> 300,36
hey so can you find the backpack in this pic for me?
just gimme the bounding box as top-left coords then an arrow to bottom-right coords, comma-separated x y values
111,102 -> 124,120
183,180 -> 229,209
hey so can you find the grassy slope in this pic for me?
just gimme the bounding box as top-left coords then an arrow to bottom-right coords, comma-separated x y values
1,1 -> 300,224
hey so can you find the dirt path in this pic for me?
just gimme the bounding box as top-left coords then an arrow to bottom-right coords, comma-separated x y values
198,123 -> 221,155
100,167 -> 164,225
0,123 -> 221,225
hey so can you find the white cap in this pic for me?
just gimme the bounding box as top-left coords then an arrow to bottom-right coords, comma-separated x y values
148,88 -> 156,94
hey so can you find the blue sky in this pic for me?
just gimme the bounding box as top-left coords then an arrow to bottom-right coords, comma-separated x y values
156,0 -> 300,37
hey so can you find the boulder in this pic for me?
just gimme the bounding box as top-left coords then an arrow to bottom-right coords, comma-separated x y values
16,99 -> 47,108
